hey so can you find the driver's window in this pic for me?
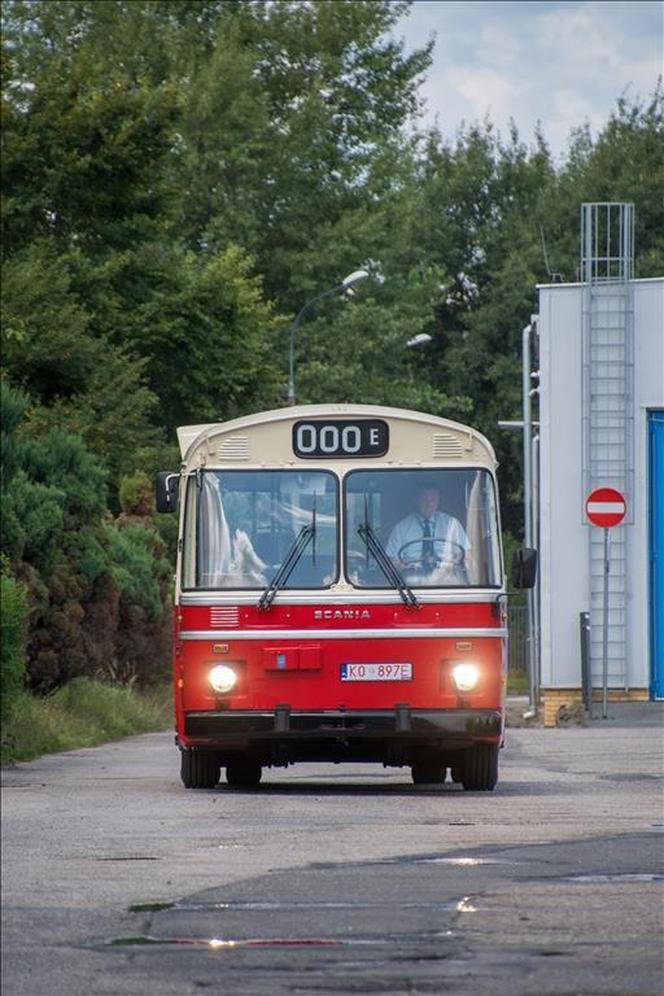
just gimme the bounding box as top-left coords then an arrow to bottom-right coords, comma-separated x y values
344,469 -> 500,589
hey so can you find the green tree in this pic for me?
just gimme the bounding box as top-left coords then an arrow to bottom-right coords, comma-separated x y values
364,122 -> 556,530
1,239 -> 163,487
3,0 -> 661,567
2,1 -> 179,255
169,0 -> 432,307
117,244 -> 284,431
552,86 -> 664,278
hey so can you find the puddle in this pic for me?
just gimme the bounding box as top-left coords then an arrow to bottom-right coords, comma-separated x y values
566,873 -> 663,884
129,899 -> 460,913
415,856 -> 516,866
98,856 -> 160,862
373,853 -> 517,868
110,935 -> 379,949
455,897 -> 478,913
129,902 -> 175,913
111,928 -> 462,950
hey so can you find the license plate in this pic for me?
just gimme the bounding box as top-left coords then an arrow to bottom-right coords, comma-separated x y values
340,663 -> 412,682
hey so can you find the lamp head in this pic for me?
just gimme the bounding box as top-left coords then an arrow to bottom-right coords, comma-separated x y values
340,269 -> 369,290
406,333 -> 432,348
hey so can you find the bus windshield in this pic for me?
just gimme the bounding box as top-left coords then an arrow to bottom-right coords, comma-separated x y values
345,468 -> 501,588
183,470 -> 338,590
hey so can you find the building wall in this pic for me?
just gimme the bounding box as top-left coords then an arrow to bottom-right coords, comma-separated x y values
538,278 -> 664,694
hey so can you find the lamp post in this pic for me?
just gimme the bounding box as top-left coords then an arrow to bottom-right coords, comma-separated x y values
287,269 -> 369,406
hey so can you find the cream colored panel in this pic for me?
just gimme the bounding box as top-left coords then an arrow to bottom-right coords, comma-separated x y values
180,405 -> 496,471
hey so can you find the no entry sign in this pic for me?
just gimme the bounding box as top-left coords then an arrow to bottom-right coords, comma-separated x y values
585,487 -> 626,528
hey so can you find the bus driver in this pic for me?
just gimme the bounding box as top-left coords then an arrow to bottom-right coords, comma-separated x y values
386,484 -> 470,578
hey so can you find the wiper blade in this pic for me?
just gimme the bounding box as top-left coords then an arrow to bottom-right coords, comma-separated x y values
258,524 -> 314,610
357,523 -> 419,608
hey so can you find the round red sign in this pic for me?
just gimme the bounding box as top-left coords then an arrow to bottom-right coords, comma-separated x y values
585,487 -> 627,528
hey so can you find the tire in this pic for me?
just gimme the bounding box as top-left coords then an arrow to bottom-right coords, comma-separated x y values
460,744 -> 498,791
181,749 -> 220,789
226,759 -> 262,788
411,764 -> 446,785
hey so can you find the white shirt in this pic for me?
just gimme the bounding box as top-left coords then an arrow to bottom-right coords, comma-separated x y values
386,511 -> 470,565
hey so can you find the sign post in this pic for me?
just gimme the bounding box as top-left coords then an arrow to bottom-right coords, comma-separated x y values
585,488 -> 627,719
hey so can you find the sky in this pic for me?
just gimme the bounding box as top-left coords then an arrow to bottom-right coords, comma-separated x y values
395,1 -> 663,157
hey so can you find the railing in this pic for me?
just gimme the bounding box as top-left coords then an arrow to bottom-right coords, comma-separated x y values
508,603 -> 528,673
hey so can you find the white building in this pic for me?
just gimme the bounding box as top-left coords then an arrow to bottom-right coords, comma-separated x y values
536,207 -> 663,724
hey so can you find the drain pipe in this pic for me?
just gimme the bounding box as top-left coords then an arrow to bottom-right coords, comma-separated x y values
522,322 -> 538,719
531,429 -> 541,705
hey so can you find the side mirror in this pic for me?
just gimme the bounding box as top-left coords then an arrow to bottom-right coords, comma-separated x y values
511,547 -> 538,589
155,471 -> 180,514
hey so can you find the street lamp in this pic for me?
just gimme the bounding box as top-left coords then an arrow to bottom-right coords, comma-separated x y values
287,269 -> 369,405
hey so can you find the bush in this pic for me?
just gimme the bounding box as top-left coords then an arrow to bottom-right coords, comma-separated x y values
0,569 -> 28,721
1,386 -> 173,693
105,522 -> 170,621
119,471 -> 154,516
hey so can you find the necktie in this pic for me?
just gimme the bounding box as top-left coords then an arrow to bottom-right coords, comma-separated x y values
422,518 -> 434,564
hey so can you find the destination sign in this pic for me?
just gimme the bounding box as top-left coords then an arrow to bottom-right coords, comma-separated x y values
292,419 -> 389,459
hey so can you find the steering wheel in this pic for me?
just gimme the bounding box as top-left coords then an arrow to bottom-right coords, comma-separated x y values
397,537 -> 465,569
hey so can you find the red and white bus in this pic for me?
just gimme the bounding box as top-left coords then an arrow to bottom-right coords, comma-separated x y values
156,405 -> 536,791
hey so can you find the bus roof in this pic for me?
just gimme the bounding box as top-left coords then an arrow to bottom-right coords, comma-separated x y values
177,404 -> 497,470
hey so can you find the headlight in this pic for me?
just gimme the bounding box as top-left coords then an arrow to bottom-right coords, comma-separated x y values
451,662 -> 480,693
208,664 -> 238,694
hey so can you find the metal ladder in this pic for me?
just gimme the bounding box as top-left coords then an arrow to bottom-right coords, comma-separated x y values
580,203 -> 634,689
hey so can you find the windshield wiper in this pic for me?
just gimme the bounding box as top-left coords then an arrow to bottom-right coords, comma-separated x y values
357,523 -> 419,608
258,524 -> 314,610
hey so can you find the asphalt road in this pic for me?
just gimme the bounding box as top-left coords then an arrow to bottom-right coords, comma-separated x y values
2,707 -> 663,996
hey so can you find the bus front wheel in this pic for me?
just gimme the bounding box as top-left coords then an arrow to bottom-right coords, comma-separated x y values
226,759 -> 262,789
180,749 -> 220,789
461,744 -> 498,791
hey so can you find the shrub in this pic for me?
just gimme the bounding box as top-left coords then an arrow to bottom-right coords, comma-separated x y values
119,471 -> 154,516
105,522 -> 170,621
0,568 -> 28,720
1,380 -> 172,695
21,427 -> 107,526
0,381 -> 31,487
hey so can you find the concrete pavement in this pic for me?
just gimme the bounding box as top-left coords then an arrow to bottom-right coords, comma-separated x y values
2,704 -> 662,995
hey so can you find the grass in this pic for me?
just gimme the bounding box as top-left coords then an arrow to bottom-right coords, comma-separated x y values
507,669 -> 530,695
1,679 -> 172,765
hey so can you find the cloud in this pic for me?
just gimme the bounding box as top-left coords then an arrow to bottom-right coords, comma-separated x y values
395,1 -> 663,155
454,67 -> 518,123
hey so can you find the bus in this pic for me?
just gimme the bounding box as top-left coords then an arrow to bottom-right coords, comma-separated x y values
156,404 -> 536,791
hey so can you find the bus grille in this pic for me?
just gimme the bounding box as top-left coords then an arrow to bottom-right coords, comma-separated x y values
210,606 -> 239,627
217,436 -> 250,460
432,433 -> 464,458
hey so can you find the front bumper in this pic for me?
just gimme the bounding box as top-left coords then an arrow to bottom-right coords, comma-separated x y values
182,706 -> 502,748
